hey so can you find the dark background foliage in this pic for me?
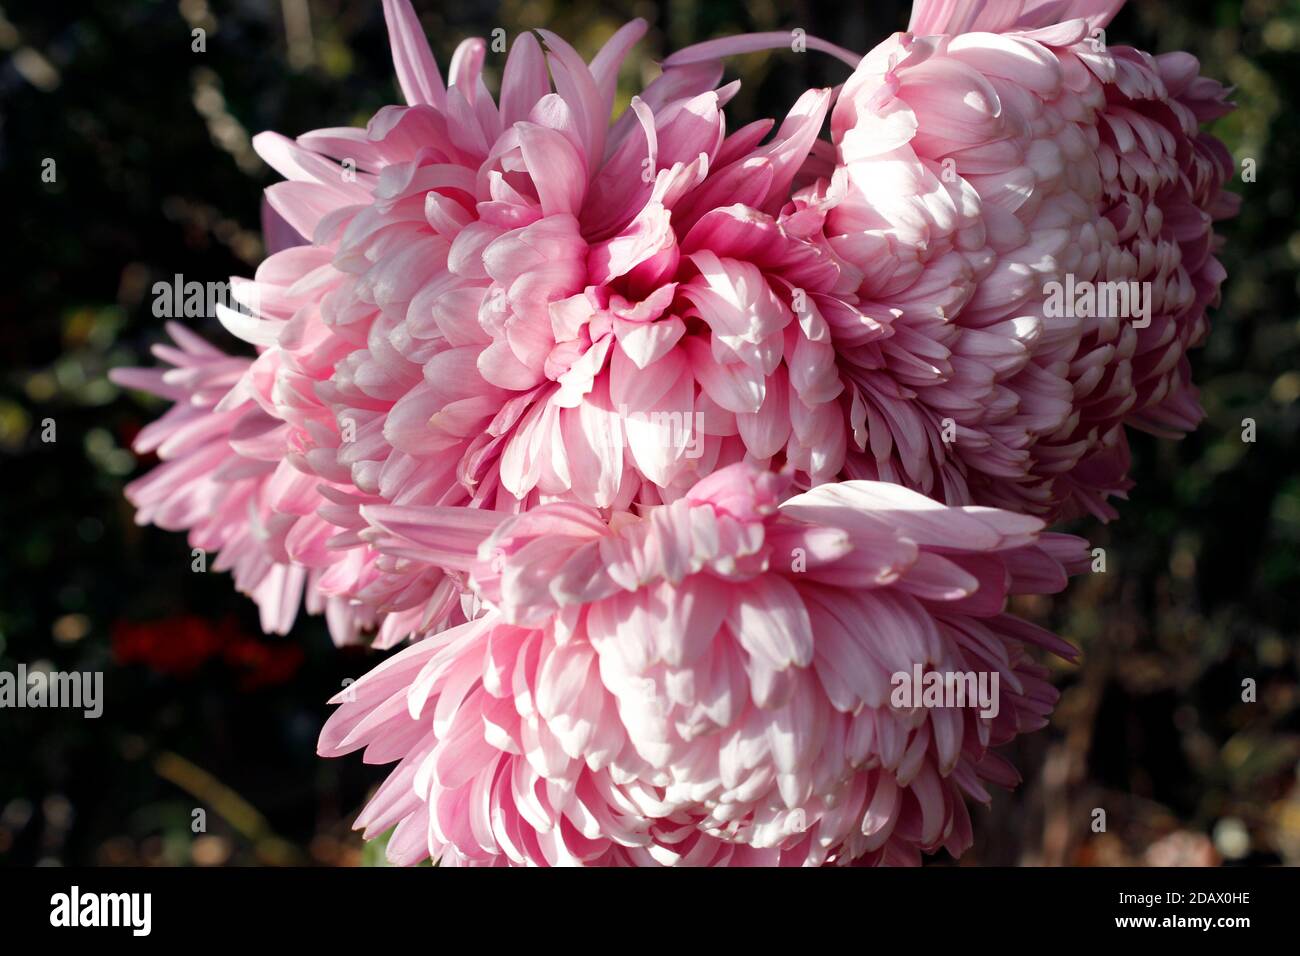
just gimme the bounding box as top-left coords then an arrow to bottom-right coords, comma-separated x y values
0,0 -> 1296,866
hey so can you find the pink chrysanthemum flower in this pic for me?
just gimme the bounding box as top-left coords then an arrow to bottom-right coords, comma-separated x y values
319,462 -> 1087,866
669,0 -> 1239,521
115,1 -> 876,645
110,323 -> 325,634
110,0 -> 1236,868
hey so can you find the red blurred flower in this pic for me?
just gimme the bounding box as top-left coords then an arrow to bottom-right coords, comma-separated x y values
112,614 -> 228,676
112,614 -> 304,689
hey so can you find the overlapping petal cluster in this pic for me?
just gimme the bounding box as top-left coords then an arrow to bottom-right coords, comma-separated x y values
812,1 -> 1237,520
112,0 -> 1236,864
321,462 -> 1088,866
116,3 -> 869,646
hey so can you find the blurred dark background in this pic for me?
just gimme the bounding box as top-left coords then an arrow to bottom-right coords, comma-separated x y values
0,0 -> 1295,866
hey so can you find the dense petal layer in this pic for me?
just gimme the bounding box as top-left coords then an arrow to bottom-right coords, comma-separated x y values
321,463 -> 1089,866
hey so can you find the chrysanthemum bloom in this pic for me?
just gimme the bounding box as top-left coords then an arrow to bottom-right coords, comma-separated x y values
278,3 -> 867,509
115,1 -> 876,645
110,322 -> 324,634
320,462 -> 1087,865
668,0 -> 1238,521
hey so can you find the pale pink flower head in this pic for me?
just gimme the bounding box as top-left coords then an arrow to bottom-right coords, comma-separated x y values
668,0 -> 1238,522
114,1 -> 881,645
304,4 -> 865,514
115,1 -> 878,646
245,0 -> 868,520
110,323 -> 329,635
825,0 -> 1239,521
320,462 -> 1088,866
